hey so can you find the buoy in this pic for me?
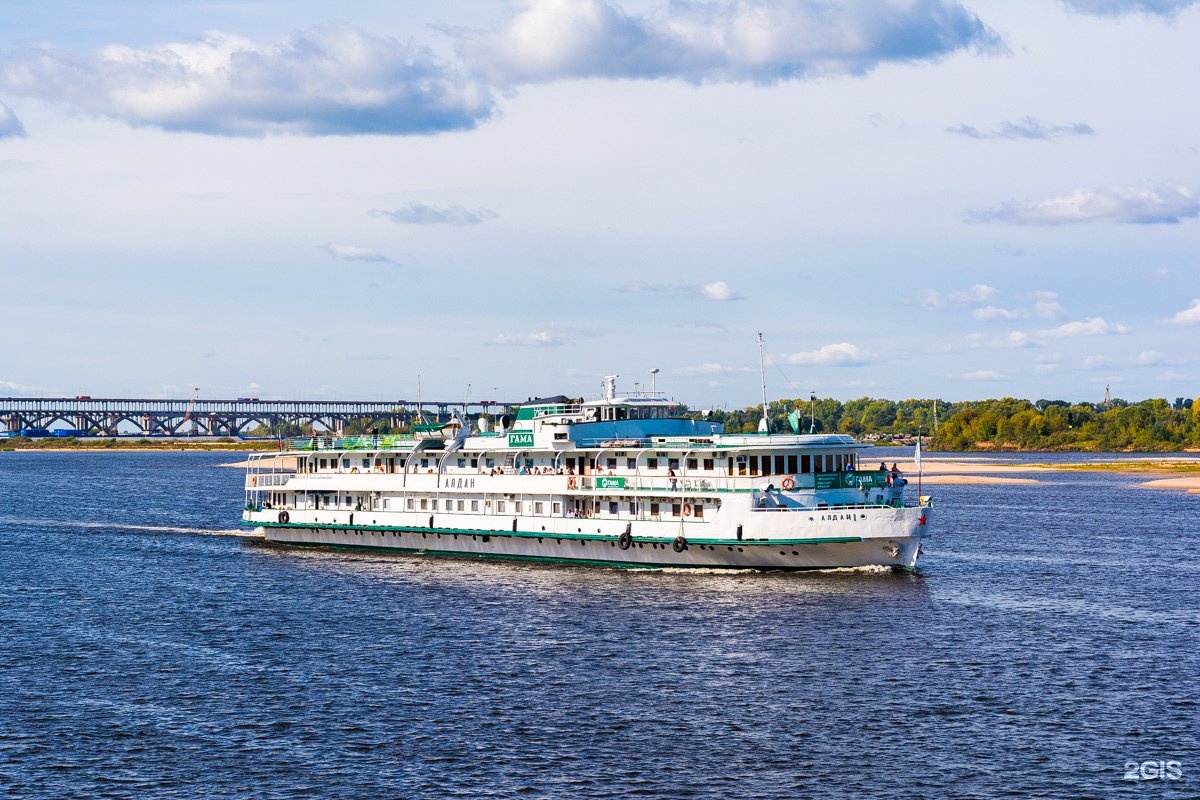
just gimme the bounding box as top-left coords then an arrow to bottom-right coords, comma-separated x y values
781,476 -> 796,490
682,503 -> 692,517
672,535 -> 687,553
568,476 -> 577,490
278,511 -> 289,524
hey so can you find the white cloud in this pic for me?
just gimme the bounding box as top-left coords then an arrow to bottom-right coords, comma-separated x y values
973,305 -> 1024,321
1167,299 -> 1200,325
1150,266 -> 1170,279
1060,1 -> 1199,18
0,25 -> 494,136
1136,351 -> 1167,366
0,102 -> 25,138
1008,331 -> 1034,347
968,185 -> 1200,225
784,343 -> 870,366
676,363 -> 749,376
493,330 -> 568,346
370,203 -> 498,226
952,284 -> 999,304
962,369 -> 1007,380
1040,317 -> 1130,337
1,380 -> 39,394
701,281 -> 741,301
1032,291 -> 1067,319
1082,355 -> 1109,369
457,0 -> 1001,85
946,116 -> 1093,140
321,244 -> 392,263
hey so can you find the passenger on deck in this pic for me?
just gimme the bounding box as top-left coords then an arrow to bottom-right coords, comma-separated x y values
668,467 -> 677,490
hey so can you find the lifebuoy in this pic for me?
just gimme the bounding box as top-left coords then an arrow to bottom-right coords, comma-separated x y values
250,475 -> 258,486
682,503 -> 692,517
278,511 -> 290,524
568,476 -> 577,490
672,535 -> 687,553
618,530 -> 632,550
781,476 -> 796,491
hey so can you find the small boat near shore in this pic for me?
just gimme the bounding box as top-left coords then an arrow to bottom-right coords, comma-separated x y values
242,374 -> 932,570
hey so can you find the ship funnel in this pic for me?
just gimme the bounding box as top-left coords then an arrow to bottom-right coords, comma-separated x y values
602,374 -> 619,401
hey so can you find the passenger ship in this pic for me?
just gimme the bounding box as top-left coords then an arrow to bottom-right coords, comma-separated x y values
242,376 -> 932,570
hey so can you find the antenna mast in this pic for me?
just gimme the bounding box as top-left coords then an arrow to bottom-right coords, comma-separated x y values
757,333 -> 769,433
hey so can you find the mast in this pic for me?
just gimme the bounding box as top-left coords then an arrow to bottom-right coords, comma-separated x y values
757,333 -> 769,433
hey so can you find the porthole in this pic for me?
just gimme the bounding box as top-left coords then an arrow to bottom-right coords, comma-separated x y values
792,551 -> 799,556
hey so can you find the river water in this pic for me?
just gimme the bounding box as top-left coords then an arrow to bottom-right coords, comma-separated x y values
1,450 -> 1196,799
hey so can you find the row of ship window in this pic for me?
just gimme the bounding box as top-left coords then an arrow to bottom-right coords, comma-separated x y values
305,452 -> 858,476
288,493 -> 710,518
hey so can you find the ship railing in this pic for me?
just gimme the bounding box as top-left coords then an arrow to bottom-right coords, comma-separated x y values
291,434 -> 417,451
246,473 -> 291,489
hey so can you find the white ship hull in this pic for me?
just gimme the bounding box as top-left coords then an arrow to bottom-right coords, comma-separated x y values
247,503 -> 930,570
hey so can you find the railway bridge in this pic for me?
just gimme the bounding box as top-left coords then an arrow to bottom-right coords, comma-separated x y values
0,397 -> 506,437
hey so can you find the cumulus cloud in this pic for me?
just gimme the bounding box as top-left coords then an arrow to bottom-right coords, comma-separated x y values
701,281 -> 741,301
967,185 -> 1200,225
962,369 -> 1007,380
617,280 -> 741,301
370,203 -> 498,226
456,0 -> 1001,85
1135,351 -> 1168,366
973,305 -> 1024,321
917,283 -> 998,309
0,25 -> 494,136
1167,298 -> 1200,325
784,343 -> 870,366
493,330 -> 568,346
320,244 -> 393,263
947,116 -> 1093,140
1040,317 -> 1130,337
0,101 -> 25,138
1060,0 -> 1199,17
1032,291 -> 1067,319
676,363 -> 750,376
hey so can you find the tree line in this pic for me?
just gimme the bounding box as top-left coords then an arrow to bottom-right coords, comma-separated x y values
698,395 -> 1200,451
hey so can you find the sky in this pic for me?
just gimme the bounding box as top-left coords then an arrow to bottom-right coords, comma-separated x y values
1,0 -> 1198,409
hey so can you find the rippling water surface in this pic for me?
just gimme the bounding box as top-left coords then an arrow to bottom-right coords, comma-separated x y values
1,450 -> 1197,798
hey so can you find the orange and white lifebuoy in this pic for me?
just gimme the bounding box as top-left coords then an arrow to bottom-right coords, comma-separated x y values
568,476 -> 577,490
781,476 -> 796,491
682,503 -> 692,517
250,475 -> 258,486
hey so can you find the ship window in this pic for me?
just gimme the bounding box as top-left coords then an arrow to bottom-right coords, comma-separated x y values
687,458 -> 697,470
485,458 -> 495,468
319,458 -> 327,469
627,458 -> 636,470
736,457 -> 747,476
457,458 -> 466,468
671,503 -> 682,517
775,455 -> 786,474
648,458 -> 658,470
497,501 -> 506,513
693,504 -> 704,519
471,500 -> 479,511
471,458 -> 478,468
407,499 -> 414,510
420,498 -> 428,510
457,500 -> 465,511
383,499 -> 390,510
421,459 -> 430,469
342,459 -> 351,469
668,458 -> 679,470
609,502 -> 619,515
801,455 -> 810,473
362,458 -> 370,468
607,458 -> 617,470
629,502 -> 637,515
813,455 -> 824,473
835,454 -> 844,471
535,502 -> 544,514
553,502 -> 561,514
703,458 -> 714,471
515,502 -> 523,514
650,503 -> 660,517
789,455 -> 799,473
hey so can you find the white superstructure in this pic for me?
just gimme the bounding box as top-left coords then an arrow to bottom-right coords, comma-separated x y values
243,379 -> 932,570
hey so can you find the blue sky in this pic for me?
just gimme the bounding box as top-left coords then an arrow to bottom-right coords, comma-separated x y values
2,0 -> 1198,409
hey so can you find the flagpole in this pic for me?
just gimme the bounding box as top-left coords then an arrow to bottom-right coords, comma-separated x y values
916,427 -> 923,501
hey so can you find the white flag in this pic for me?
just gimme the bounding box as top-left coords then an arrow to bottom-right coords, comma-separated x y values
914,434 -> 922,471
